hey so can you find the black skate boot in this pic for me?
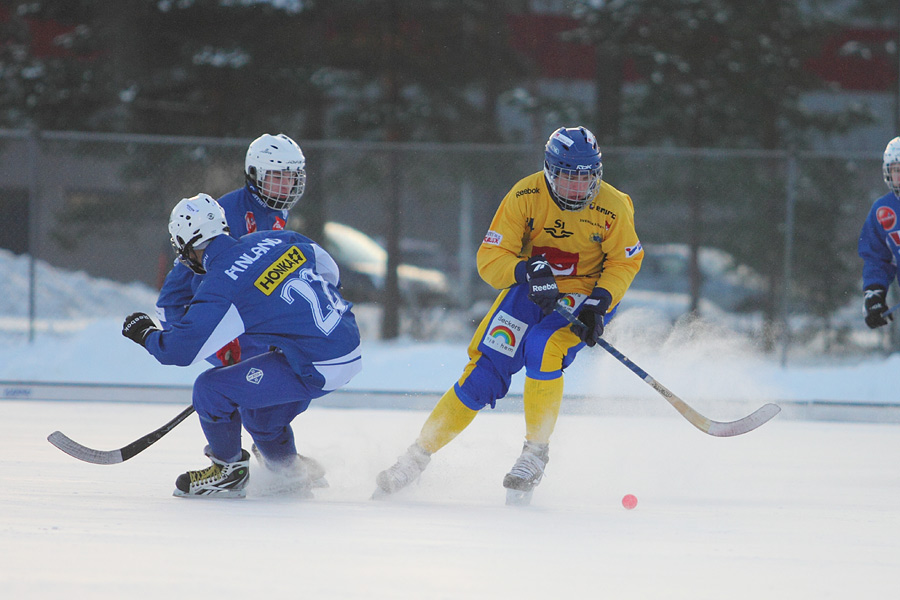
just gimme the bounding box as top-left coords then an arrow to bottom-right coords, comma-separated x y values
373,443 -> 431,498
503,441 -> 549,506
173,447 -> 250,499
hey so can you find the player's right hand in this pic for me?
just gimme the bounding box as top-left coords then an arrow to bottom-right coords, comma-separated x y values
122,312 -> 159,346
864,284 -> 892,329
525,255 -> 560,315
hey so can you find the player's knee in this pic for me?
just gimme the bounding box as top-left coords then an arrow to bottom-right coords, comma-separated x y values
455,382 -> 503,410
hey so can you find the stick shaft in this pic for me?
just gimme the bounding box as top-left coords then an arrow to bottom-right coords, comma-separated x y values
554,303 -> 779,436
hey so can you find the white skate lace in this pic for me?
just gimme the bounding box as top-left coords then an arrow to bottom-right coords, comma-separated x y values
508,452 -> 545,481
378,445 -> 430,493
385,453 -> 421,487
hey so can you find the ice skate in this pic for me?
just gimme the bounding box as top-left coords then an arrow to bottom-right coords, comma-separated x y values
373,443 -> 431,498
249,444 -> 322,498
251,444 -> 328,489
503,441 -> 549,506
173,447 -> 250,499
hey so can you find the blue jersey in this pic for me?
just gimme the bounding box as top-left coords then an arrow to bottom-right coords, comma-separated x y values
156,186 -> 288,326
859,191 -> 900,289
144,230 -> 361,392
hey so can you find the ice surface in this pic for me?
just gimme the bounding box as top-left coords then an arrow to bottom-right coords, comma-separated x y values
6,401 -> 899,599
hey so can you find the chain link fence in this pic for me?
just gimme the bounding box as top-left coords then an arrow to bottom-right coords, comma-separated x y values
0,128 -> 891,358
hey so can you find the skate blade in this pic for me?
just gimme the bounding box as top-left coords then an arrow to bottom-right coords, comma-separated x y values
173,488 -> 247,499
253,482 -> 314,499
505,488 -> 534,506
370,487 -> 390,501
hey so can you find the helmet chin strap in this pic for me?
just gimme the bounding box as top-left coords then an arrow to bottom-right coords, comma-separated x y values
177,234 -> 207,275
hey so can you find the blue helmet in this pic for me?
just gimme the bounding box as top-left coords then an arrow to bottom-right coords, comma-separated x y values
543,126 -> 602,211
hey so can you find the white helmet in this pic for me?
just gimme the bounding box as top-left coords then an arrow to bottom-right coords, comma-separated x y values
168,193 -> 229,274
245,133 -> 307,211
884,137 -> 900,197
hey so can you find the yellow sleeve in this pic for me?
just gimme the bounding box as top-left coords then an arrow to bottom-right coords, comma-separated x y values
476,186 -> 531,290
596,192 -> 643,308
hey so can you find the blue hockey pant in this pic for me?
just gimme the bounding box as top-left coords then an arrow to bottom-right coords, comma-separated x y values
192,350 -> 328,463
454,284 -> 616,411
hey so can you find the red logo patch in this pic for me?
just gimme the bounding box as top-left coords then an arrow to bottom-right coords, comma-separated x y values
533,245 -> 579,276
273,217 -> 286,231
245,212 -> 257,233
876,206 -> 896,230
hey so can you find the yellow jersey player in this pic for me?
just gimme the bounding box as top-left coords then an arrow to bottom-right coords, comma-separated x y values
375,126 -> 644,504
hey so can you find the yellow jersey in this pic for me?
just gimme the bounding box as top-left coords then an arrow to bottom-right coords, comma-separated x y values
476,171 -> 643,308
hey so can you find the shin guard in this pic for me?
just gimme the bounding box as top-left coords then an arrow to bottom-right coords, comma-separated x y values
417,388 -> 478,454
524,376 -> 564,444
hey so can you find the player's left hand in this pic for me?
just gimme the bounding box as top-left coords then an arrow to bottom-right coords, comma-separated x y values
864,284 -> 893,329
575,289 -> 612,347
122,312 -> 159,347
216,338 -> 242,366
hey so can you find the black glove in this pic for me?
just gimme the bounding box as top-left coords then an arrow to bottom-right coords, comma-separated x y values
864,284 -> 893,329
575,289 -> 612,347
525,255 -> 560,315
122,312 -> 159,347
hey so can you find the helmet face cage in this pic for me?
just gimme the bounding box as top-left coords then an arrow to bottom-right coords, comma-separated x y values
245,133 -> 307,211
884,137 -> 900,197
543,127 -> 603,211
168,194 -> 230,275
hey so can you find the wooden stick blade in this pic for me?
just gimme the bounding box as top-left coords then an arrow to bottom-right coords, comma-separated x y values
703,403 -> 782,437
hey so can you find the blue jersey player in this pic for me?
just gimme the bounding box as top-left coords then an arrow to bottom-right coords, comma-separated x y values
156,133 -> 306,366
123,194 -> 361,498
859,137 -> 900,329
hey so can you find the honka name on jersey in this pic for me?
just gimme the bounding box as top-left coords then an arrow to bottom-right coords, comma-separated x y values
254,245 -> 307,295
224,237 -> 284,280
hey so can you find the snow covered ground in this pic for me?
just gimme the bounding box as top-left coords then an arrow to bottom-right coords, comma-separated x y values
2,250 -> 900,598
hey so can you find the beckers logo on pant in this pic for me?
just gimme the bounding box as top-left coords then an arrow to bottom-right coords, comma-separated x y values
246,368 -> 264,384
483,310 -> 527,357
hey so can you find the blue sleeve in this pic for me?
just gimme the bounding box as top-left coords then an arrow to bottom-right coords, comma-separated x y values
155,262 -> 196,328
145,285 -> 246,367
858,206 -> 897,289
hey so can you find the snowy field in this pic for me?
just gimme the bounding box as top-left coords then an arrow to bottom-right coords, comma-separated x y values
5,400 -> 899,599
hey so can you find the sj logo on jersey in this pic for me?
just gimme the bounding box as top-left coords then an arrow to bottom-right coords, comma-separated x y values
483,310 -> 527,357
543,219 -> 573,239
254,245 -> 307,295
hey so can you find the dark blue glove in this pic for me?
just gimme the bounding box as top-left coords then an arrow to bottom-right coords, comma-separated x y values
864,284 -> 892,329
575,289 -> 612,347
525,255 -> 560,315
122,312 -> 159,347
